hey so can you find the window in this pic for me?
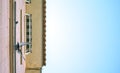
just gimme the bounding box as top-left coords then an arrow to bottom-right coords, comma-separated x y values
26,0 -> 31,4
26,14 -> 32,53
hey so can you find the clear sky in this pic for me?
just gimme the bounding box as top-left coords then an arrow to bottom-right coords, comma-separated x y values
43,0 -> 120,73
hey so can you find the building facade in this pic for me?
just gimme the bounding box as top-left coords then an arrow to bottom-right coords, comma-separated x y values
0,0 -> 46,73
25,0 -> 46,73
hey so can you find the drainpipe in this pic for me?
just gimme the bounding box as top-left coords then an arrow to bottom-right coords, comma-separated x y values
13,1 -> 16,73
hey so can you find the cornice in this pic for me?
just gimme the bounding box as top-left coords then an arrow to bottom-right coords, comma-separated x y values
42,0 -> 46,66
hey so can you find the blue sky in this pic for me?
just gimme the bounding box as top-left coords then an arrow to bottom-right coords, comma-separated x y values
43,0 -> 120,73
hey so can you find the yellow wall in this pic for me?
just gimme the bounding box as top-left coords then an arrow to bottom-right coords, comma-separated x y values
25,0 -> 43,72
